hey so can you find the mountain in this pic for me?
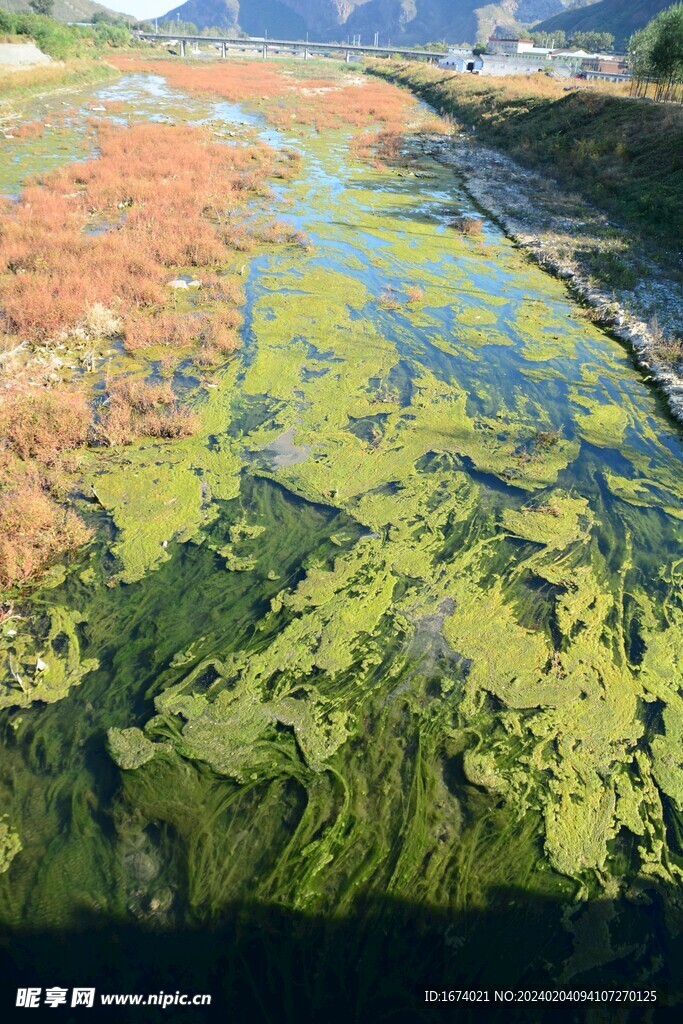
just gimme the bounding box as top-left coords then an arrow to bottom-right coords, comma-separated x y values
534,0 -> 673,44
4,0 -> 132,24
162,0 -> 306,37
158,0 -> 582,44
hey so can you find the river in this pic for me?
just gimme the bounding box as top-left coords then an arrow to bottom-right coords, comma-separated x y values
0,67 -> 681,1019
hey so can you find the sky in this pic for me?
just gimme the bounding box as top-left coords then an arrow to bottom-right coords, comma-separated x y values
107,0 -> 176,21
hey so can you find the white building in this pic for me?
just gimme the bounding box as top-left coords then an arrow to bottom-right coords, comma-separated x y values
478,54 -> 550,75
550,49 -> 594,60
439,42 -> 553,77
438,48 -> 479,72
487,37 -> 550,56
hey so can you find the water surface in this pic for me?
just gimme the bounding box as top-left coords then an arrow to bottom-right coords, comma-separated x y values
1,70 -> 682,1018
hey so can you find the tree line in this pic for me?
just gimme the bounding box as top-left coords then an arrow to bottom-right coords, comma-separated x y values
529,30 -> 616,51
630,3 -> 683,102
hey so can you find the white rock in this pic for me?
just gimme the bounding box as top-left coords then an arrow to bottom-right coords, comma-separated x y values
167,279 -> 188,290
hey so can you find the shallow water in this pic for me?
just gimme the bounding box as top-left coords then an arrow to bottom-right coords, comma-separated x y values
1,70 -> 682,1016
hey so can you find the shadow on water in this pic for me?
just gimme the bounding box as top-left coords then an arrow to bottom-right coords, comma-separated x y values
0,890 -> 679,1023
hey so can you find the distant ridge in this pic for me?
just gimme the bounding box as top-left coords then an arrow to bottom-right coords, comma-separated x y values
3,0 -> 133,24
157,0 -> 592,46
534,0 -> 673,46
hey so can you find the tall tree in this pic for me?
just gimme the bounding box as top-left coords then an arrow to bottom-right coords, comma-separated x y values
630,4 -> 683,102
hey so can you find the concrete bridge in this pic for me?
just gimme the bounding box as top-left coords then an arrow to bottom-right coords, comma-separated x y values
136,32 -> 446,63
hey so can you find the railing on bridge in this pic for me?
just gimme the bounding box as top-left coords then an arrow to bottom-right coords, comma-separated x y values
136,32 -> 446,63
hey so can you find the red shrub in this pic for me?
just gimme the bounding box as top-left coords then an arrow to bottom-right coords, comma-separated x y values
0,122 -> 277,343
0,387 -> 91,464
0,479 -> 91,589
96,376 -> 199,446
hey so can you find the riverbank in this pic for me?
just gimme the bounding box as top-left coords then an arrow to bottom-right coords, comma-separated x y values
366,61 -> 683,253
423,132 -> 683,425
367,61 -> 683,425
0,59 -> 119,106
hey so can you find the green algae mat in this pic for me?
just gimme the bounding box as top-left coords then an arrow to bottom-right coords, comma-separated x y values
0,69 -> 682,1020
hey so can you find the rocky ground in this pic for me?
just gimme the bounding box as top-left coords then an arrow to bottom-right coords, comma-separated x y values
425,132 -> 683,425
0,43 -> 52,71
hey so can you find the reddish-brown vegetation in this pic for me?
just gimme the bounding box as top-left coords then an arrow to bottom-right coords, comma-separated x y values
0,475 -> 91,590
352,124 -> 407,168
0,122 -> 277,343
10,120 -> 45,140
0,116 -> 297,590
108,57 -> 413,131
0,386 -> 90,464
109,56 -> 291,105
254,221 -> 308,246
122,311 -> 200,353
0,60 -> 410,592
122,305 -> 241,361
0,384 -> 93,588
95,377 -> 198,446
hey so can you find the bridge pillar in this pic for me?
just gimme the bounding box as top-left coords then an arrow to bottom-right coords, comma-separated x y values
345,49 -> 351,63
221,41 -> 227,58
179,39 -> 186,58
304,46 -> 309,61
262,43 -> 268,59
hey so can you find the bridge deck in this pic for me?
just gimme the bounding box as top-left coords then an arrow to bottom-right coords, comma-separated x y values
137,33 -> 446,61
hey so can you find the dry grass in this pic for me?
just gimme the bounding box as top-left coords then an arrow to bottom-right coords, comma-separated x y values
109,56 -> 414,132
79,303 -> 121,339
109,56 -> 291,105
202,272 -> 244,306
0,381 -> 93,587
122,305 -> 241,361
0,60 -> 118,102
95,377 -> 198,446
652,333 -> 683,368
254,221 -> 308,246
273,147 -> 303,180
122,310 -> 199,353
0,475 -> 91,589
8,120 -> 44,140
0,385 -> 90,464
0,121 -> 277,344
352,123 -> 407,168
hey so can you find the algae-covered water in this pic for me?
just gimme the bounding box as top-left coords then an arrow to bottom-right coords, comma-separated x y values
1,71 -> 683,1020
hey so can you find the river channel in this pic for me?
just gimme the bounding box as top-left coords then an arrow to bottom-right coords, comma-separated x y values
1,68 -> 682,1019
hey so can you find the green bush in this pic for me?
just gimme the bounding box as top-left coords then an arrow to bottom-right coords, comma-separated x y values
0,12 -> 84,60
